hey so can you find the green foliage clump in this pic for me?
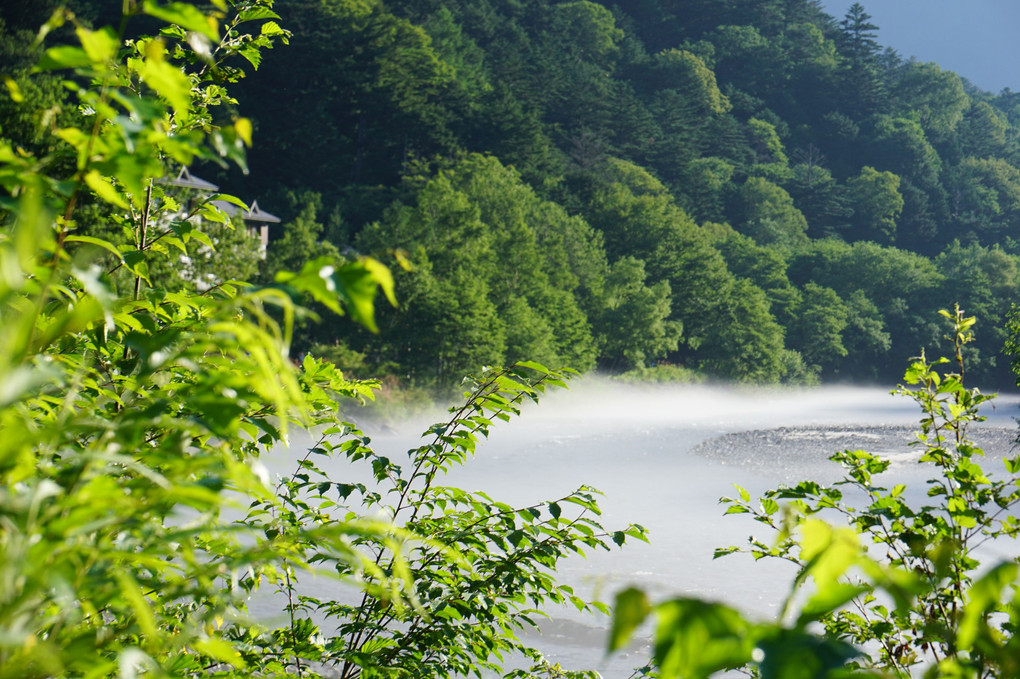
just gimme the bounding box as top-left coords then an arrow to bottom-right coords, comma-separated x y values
846,166 -> 903,245
735,176 -> 809,251
353,154 -> 603,385
595,256 -> 680,371
611,307 -> 1020,677
0,4 -> 646,678
258,362 -> 648,678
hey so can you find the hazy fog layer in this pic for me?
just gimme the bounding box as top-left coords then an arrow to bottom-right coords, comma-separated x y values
268,380 -> 1020,675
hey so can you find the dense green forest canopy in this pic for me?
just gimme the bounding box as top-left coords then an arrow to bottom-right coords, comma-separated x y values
6,0 -> 1020,388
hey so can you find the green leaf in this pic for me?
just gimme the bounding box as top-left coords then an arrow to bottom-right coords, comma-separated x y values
260,20 -> 286,37
958,561 -> 1018,650
114,570 -> 158,640
798,582 -> 870,624
197,203 -> 229,224
208,193 -> 248,209
653,598 -> 754,678
84,170 -> 129,209
360,256 -> 397,307
276,257 -> 344,316
508,529 -> 526,548
514,360 -> 550,374
332,258 -> 396,332
238,7 -> 280,21
799,520 -> 862,591
234,117 -> 252,147
76,26 -> 119,64
64,234 -> 124,261
35,45 -> 91,70
2,76 -> 22,102
757,629 -> 862,679
142,1 -> 219,40
608,587 -> 650,652
123,250 -> 150,283
435,604 -> 464,620
237,44 -> 262,69
138,50 -> 192,115
192,637 -> 244,668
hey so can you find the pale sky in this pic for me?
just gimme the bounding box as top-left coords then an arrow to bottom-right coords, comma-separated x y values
819,1 -> 1020,93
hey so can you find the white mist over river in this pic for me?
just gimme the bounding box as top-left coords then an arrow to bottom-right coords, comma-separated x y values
261,380 -> 1020,676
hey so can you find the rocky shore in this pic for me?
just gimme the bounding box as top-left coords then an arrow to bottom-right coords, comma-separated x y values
691,424 -> 1019,483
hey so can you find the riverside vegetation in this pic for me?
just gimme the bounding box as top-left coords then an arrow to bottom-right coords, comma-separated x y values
0,2 -> 646,677
6,2 -> 1020,679
613,308 -> 1020,677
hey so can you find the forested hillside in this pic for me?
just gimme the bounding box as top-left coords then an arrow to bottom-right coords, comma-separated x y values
7,0 -> 1020,387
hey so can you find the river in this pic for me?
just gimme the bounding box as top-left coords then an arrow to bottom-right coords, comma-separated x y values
261,379 -> 1020,676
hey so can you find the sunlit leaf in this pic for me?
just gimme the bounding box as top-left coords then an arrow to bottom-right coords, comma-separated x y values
653,598 -> 755,678
138,48 -> 191,115
608,587 -> 650,652
35,45 -> 91,70
234,117 -> 252,147
3,76 -> 23,102
958,562 -> 1018,649
142,0 -> 219,40
84,170 -> 129,209
65,234 -> 125,262
192,637 -> 244,667
76,26 -> 119,64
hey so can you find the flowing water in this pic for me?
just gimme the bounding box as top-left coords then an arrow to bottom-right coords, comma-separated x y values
261,380 -> 1020,676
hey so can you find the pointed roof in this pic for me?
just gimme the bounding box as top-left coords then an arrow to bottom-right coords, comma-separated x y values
243,199 -> 281,223
164,167 -> 220,192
